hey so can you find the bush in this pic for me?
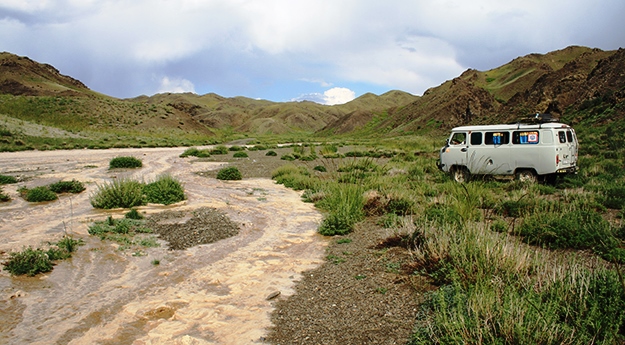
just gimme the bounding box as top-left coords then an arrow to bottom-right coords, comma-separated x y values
48,179 -> 85,194
210,145 -> 229,155
25,186 -> 58,202
3,247 -> 53,276
233,151 -> 248,158
317,184 -> 365,236
180,147 -> 210,158
518,210 -> 618,254
266,150 -> 277,156
228,145 -> 245,151
125,208 -> 144,220
0,174 -> 17,184
143,175 -> 186,205
90,179 -> 146,209
217,166 -> 242,180
313,165 -> 327,172
602,184 -> 625,209
0,187 -> 9,202
109,156 -> 142,169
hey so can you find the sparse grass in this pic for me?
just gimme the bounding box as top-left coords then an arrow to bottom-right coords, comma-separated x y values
87,216 -> 158,249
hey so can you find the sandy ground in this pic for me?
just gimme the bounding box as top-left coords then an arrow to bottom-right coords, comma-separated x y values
0,147 -> 328,344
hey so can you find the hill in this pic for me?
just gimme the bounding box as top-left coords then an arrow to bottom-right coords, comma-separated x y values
0,46 -> 624,151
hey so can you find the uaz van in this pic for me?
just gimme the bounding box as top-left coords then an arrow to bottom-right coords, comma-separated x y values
437,118 -> 578,183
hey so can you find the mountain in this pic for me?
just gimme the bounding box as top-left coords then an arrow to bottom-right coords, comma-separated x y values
0,52 -> 91,96
377,46 -> 623,134
1,45 -> 624,151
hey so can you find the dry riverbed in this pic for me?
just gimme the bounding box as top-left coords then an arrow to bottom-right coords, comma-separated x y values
0,147 -> 424,345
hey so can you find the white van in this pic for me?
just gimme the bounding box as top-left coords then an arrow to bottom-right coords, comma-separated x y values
437,119 -> 579,183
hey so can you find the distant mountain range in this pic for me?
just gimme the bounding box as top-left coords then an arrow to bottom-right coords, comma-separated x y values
1,45 -> 623,142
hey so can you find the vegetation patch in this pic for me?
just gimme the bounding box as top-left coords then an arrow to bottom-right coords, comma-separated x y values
0,174 -> 18,184
216,166 -> 242,181
88,215 -> 157,250
109,156 -> 143,169
48,179 -> 86,194
2,237 -> 83,276
90,175 -> 185,209
180,147 -> 211,158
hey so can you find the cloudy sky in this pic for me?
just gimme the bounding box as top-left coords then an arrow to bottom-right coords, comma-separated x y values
1,0 -> 624,105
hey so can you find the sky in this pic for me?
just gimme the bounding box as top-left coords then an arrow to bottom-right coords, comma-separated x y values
1,1 -> 624,105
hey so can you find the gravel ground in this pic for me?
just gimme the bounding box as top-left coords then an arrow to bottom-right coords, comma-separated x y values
264,221 -> 428,345
145,207 -> 240,250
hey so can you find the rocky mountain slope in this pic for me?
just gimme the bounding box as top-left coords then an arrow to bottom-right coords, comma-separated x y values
1,45 -> 624,143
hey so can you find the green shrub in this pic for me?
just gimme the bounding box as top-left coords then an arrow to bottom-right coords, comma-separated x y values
0,187 -> 9,202
233,151 -> 248,158
210,145 -> 229,155
313,165 -> 327,172
3,247 -> 53,276
518,210 -> 618,254
90,179 -> 146,209
280,154 -> 295,161
180,147 -> 211,158
125,208 -> 144,219
228,145 -> 245,151
602,184 -> 625,209
216,166 -> 242,180
109,156 -> 143,169
266,150 -> 277,156
48,179 -> 85,194
55,236 -> 83,254
25,186 -> 58,202
317,184 -> 365,236
143,174 -> 186,205
0,174 -> 18,184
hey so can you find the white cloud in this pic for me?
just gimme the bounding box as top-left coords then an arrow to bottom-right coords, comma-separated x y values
323,87 -> 355,105
157,77 -> 195,94
292,87 -> 356,105
1,0 -> 623,100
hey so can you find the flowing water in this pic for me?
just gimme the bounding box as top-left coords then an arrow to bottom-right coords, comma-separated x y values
0,147 -> 327,344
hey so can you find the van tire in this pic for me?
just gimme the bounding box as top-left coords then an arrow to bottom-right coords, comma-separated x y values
451,166 -> 470,183
515,169 -> 536,183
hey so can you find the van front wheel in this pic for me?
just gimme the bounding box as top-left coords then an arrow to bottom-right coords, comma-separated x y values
515,169 -> 537,183
451,167 -> 470,183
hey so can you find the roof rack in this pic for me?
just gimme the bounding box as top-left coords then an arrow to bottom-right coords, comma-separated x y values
510,113 -> 559,125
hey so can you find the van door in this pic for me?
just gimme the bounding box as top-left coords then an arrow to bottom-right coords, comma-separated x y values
557,130 -> 577,168
468,131 -> 511,175
445,132 -> 469,169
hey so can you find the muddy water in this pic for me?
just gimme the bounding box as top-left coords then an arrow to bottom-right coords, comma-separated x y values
0,147 -> 327,344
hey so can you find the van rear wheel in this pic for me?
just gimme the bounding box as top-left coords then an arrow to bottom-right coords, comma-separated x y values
515,169 -> 537,183
451,167 -> 470,183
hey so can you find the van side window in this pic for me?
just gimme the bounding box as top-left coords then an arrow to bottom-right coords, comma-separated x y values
485,132 -> 509,145
513,131 -> 539,144
470,132 -> 482,145
558,131 -> 566,143
566,130 -> 573,143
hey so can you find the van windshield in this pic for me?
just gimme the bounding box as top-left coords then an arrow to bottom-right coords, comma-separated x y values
450,133 -> 466,145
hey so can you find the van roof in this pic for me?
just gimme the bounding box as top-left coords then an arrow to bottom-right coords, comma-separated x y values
451,122 -> 572,132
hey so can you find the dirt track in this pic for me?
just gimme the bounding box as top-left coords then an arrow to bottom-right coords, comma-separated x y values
0,147 -> 327,344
